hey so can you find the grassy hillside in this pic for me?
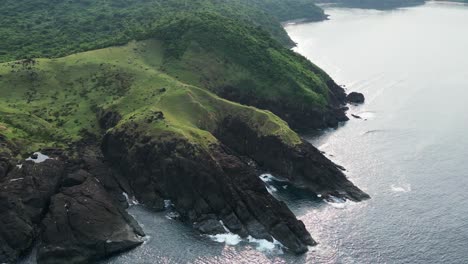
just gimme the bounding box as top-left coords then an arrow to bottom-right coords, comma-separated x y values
0,0 -> 325,62
0,39 -> 301,153
156,13 -> 334,110
0,0 -> 346,153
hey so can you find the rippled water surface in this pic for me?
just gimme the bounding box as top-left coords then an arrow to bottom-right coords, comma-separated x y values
102,3 -> 468,263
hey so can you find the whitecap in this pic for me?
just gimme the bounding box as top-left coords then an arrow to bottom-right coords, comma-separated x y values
259,174 -> 275,183
164,199 -> 173,209
391,184 -> 411,193
142,235 -> 151,245
325,196 -> 356,209
122,192 -> 139,206
209,233 -> 242,246
266,185 -> 277,194
165,211 -> 180,220
247,236 -> 283,254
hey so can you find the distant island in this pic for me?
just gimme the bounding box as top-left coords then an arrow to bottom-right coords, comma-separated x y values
314,0 -> 466,9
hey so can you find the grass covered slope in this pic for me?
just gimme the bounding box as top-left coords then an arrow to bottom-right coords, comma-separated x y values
157,13 -> 348,129
0,0 -> 325,62
0,39 -> 300,153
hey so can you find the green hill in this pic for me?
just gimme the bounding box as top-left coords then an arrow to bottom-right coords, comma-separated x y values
0,38 -> 301,153
0,0 -> 325,62
0,1 -> 370,262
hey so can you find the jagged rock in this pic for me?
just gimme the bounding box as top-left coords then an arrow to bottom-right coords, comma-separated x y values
75,144 -> 134,209
346,92 -> 365,104
102,126 -> 315,254
37,177 -> 145,264
0,136 -> 14,180
214,116 -> 370,202
62,169 -> 90,187
194,219 -> 226,235
0,158 -> 65,263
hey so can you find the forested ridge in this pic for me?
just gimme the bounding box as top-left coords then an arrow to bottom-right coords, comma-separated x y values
0,0 -> 325,62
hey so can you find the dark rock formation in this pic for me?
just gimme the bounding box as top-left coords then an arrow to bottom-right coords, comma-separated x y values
0,136 -> 14,180
97,108 -> 122,130
37,177 -> 144,264
0,158 -> 65,263
214,116 -> 370,202
346,92 -> 365,104
102,125 -> 316,254
217,80 -> 349,131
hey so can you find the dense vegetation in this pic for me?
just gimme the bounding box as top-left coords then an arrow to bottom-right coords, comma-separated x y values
156,13 -> 333,110
0,0 -> 325,62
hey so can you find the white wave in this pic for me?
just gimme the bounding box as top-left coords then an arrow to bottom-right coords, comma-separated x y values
142,235 -> 151,245
16,164 -> 23,169
25,152 -> 51,163
209,223 -> 284,253
164,199 -> 173,209
165,211 -> 180,220
391,184 -> 411,193
325,196 -> 356,209
122,192 -> 139,206
247,236 -> 283,254
266,185 -> 277,194
209,233 -> 242,246
259,174 -> 275,183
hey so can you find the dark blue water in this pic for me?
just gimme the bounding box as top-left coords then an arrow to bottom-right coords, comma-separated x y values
22,3 -> 468,263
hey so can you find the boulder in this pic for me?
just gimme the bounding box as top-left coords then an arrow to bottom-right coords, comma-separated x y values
37,177 -> 145,264
0,158 -> 65,263
346,92 -> 365,104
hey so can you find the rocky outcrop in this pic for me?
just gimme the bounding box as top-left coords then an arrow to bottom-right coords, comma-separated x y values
97,108 -> 122,130
102,124 -> 316,254
37,177 -> 144,264
0,143 -> 144,263
0,158 -> 65,263
214,116 -> 370,202
217,81 -> 349,131
346,92 -> 365,104
0,136 -> 14,180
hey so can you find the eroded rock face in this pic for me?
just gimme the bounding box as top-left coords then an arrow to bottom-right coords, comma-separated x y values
217,80 -> 349,131
0,136 -> 14,180
214,116 -> 370,202
37,177 -> 144,264
0,158 -> 65,263
102,126 -> 315,254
